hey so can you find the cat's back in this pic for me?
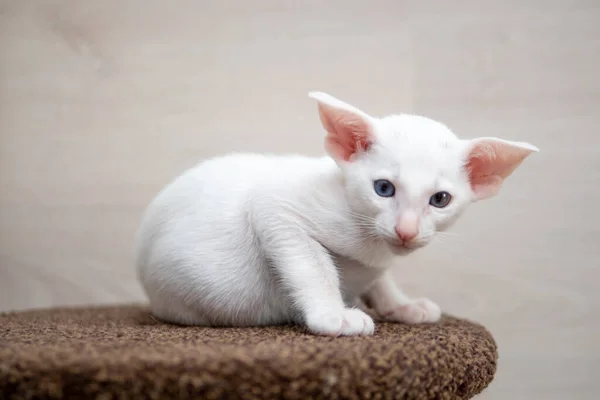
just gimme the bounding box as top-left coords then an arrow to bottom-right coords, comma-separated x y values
136,153 -> 331,254
136,152 -> 323,326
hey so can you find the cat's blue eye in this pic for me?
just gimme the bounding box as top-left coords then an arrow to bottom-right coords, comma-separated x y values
429,191 -> 452,208
374,179 -> 395,197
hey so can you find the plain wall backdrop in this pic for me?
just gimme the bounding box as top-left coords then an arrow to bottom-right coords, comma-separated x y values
1,1 -> 599,399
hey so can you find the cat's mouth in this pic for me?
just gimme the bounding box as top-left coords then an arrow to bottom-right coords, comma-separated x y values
383,238 -> 418,254
383,236 -> 427,254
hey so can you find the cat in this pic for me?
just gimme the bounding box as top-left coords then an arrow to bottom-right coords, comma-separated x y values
135,92 -> 538,336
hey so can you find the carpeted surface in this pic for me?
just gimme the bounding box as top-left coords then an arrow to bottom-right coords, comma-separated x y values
0,305 -> 497,400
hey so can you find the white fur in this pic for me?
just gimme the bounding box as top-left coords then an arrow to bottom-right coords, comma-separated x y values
135,92 -> 537,336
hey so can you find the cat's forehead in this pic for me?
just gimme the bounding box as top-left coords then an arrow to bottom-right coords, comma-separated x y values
373,114 -> 462,163
378,114 -> 457,142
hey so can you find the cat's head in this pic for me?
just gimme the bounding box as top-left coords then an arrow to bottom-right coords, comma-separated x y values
310,92 -> 538,252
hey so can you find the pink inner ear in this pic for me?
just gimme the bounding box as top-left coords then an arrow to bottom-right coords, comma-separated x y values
466,139 -> 532,200
466,152 -> 499,185
466,155 -> 504,199
325,128 -> 371,161
320,108 -> 373,162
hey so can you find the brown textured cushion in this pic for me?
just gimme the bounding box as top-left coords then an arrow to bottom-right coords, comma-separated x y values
0,305 -> 497,399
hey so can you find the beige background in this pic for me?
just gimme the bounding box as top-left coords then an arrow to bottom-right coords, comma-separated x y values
1,1 -> 599,398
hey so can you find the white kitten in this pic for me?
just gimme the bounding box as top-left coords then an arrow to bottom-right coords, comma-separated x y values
135,92 -> 538,336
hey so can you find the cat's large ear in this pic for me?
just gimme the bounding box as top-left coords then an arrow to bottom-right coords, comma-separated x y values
463,137 -> 539,200
309,92 -> 376,162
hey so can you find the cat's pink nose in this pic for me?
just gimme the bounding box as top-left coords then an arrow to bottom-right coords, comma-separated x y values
395,212 -> 419,242
395,226 -> 418,242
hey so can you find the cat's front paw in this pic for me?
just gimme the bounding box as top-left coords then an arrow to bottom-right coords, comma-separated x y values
383,298 -> 441,324
305,308 -> 375,336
